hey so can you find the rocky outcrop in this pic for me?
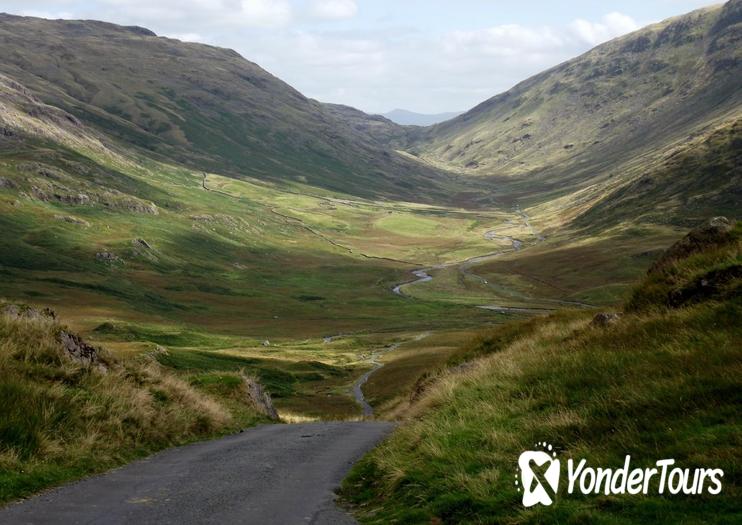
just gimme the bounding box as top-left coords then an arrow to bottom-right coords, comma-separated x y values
241,374 -> 279,421
2,304 -> 57,320
58,330 -> 108,372
30,186 -> 91,205
2,303 -> 107,371
649,217 -> 735,274
113,198 -> 158,215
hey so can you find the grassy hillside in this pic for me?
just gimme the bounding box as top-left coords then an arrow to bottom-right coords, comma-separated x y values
400,1 -> 741,228
0,69 -> 520,421
0,14 -> 454,202
343,219 -> 741,524
0,305 -> 266,504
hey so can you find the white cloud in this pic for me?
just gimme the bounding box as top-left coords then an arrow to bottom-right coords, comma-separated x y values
15,0 -> 294,28
228,10 -> 643,113
239,0 -> 292,27
570,12 -> 640,46
310,0 -> 358,20
444,24 -> 564,59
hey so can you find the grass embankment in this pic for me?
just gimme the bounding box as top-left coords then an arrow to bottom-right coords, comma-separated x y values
0,309 -> 266,505
343,220 -> 741,523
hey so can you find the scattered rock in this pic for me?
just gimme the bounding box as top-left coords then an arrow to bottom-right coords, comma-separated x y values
131,238 -> 157,260
123,200 -> 158,215
2,304 -> 56,320
58,330 -> 108,372
1,304 -> 19,318
0,176 -> 16,189
54,215 -> 90,227
96,251 -> 122,264
31,186 -> 90,205
1,126 -> 14,137
143,344 -> 170,361
590,312 -> 622,327
241,374 -> 279,420
133,238 -> 152,250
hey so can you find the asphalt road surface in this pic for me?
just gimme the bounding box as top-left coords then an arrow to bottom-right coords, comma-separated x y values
0,422 -> 393,525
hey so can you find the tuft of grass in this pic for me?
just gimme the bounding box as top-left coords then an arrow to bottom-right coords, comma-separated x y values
0,311 -> 265,505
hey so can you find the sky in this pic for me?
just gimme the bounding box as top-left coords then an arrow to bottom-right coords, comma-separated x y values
2,0 -> 722,114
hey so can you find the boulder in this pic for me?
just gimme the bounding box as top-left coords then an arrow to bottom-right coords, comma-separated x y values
96,251 -> 121,263
590,312 -> 622,327
58,330 -> 108,372
55,215 -> 90,227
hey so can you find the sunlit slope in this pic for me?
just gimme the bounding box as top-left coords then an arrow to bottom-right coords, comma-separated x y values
0,74 -> 517,338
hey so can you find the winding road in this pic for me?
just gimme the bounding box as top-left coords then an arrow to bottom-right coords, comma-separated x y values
0,422 -> 393,525
391,206 -> 593,311
352,333 -> 430,417
352,342 -> 403,416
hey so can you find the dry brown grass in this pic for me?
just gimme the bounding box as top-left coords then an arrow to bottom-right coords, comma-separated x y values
0,310 -> 259,504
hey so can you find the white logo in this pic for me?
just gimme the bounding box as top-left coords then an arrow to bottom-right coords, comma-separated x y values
516,443 -> 725,508
516,442 -> 560,507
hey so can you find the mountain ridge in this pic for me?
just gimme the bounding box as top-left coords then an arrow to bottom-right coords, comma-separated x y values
392,1 -> 741,228
0,13 -> 452,202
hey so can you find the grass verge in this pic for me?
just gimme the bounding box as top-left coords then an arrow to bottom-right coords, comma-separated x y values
342,220 -> 741,524
0,309 -> 266,505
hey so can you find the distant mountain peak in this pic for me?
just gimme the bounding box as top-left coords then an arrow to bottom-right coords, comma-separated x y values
383,109 -> 463,127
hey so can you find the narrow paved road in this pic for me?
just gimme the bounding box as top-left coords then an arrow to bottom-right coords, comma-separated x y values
352,343 -> 402,417
0,422 -> 393,525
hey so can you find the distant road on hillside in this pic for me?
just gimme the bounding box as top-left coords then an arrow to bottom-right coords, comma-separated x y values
0,422 -> 393,524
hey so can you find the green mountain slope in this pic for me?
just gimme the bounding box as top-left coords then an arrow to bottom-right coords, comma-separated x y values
0,14 -> 449,201
405,2 -> 741,215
